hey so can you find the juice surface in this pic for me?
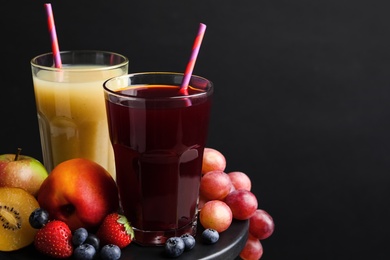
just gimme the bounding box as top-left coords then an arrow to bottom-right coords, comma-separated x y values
33,65 -> 125,177
106,84 -> 211,245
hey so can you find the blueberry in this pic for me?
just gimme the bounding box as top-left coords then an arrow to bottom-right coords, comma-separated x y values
72,227 -> 89,246
28,208 -> 49,229
73,243 -> 96,260
180,234 -> 196,251
201,228 -> 219,244
164,237 -> 185,258
100,244 -> 121,260
85,233 -> 100,251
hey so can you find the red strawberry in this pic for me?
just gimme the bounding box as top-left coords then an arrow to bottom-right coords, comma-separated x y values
96,213 -> 134,248
34,220 -> 73,258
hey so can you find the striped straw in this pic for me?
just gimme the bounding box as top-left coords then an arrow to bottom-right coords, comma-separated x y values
180,23 -> 207,94
44,3 -> 62,68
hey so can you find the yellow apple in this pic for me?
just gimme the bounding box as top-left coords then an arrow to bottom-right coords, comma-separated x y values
37,158 -> 120,232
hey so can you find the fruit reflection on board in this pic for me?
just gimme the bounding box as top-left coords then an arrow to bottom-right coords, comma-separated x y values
0,147 -> 274,260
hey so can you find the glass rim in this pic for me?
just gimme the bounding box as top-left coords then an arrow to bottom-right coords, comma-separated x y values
30,50 -> 129,71
103,72 -> 213,100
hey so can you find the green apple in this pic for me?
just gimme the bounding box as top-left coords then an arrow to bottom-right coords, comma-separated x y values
0,148 -> 48,197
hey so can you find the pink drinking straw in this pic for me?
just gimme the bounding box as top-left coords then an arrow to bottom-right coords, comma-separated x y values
179,23 -> 207,95
44,3 -> 62,68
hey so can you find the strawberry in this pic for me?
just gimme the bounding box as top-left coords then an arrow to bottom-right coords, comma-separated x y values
96,213 -> 134,248
34,220 -> 73,258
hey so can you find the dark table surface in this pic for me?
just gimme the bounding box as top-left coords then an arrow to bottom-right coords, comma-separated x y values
1,219 -> 249,260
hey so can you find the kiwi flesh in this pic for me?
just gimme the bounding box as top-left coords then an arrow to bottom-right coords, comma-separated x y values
0,187 -> 40,251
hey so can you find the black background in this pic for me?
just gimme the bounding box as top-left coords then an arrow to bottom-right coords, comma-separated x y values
2,0 -> 390,259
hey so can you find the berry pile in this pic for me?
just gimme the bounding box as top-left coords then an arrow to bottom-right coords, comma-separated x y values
29,208 -> 134,260
198,147 -> 275,260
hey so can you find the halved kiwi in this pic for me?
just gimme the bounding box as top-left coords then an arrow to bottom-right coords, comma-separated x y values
0,187 -> 40,251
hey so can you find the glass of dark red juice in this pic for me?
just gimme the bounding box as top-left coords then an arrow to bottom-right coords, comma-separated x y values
103,72 -> 213,246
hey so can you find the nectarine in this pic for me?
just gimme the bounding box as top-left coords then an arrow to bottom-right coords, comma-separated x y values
37,158 -> 120,231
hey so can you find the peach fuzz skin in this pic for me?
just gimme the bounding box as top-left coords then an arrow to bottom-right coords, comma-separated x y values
37,158 -> 119,232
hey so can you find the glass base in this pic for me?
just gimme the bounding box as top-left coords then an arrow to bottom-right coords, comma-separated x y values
132,216 -> 198,246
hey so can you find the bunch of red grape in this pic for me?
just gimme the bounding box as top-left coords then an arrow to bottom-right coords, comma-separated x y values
199,147 -> 275,260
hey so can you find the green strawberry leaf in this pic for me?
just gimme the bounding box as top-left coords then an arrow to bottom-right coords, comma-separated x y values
117,214 -> 135,240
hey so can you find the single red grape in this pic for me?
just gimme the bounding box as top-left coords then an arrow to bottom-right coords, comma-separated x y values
199,170 -> 232,200
249,209 -> 275,240
239,234 -> 263,260
224,189 -> 258,220
227,171 -> 252,191
199,200 -> 233,233
202,148 -> 226,175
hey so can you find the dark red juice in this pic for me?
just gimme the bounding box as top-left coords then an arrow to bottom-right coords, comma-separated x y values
105,85 -> 212,245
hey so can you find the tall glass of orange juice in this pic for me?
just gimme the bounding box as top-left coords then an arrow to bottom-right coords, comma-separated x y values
31,50 -> 129,179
